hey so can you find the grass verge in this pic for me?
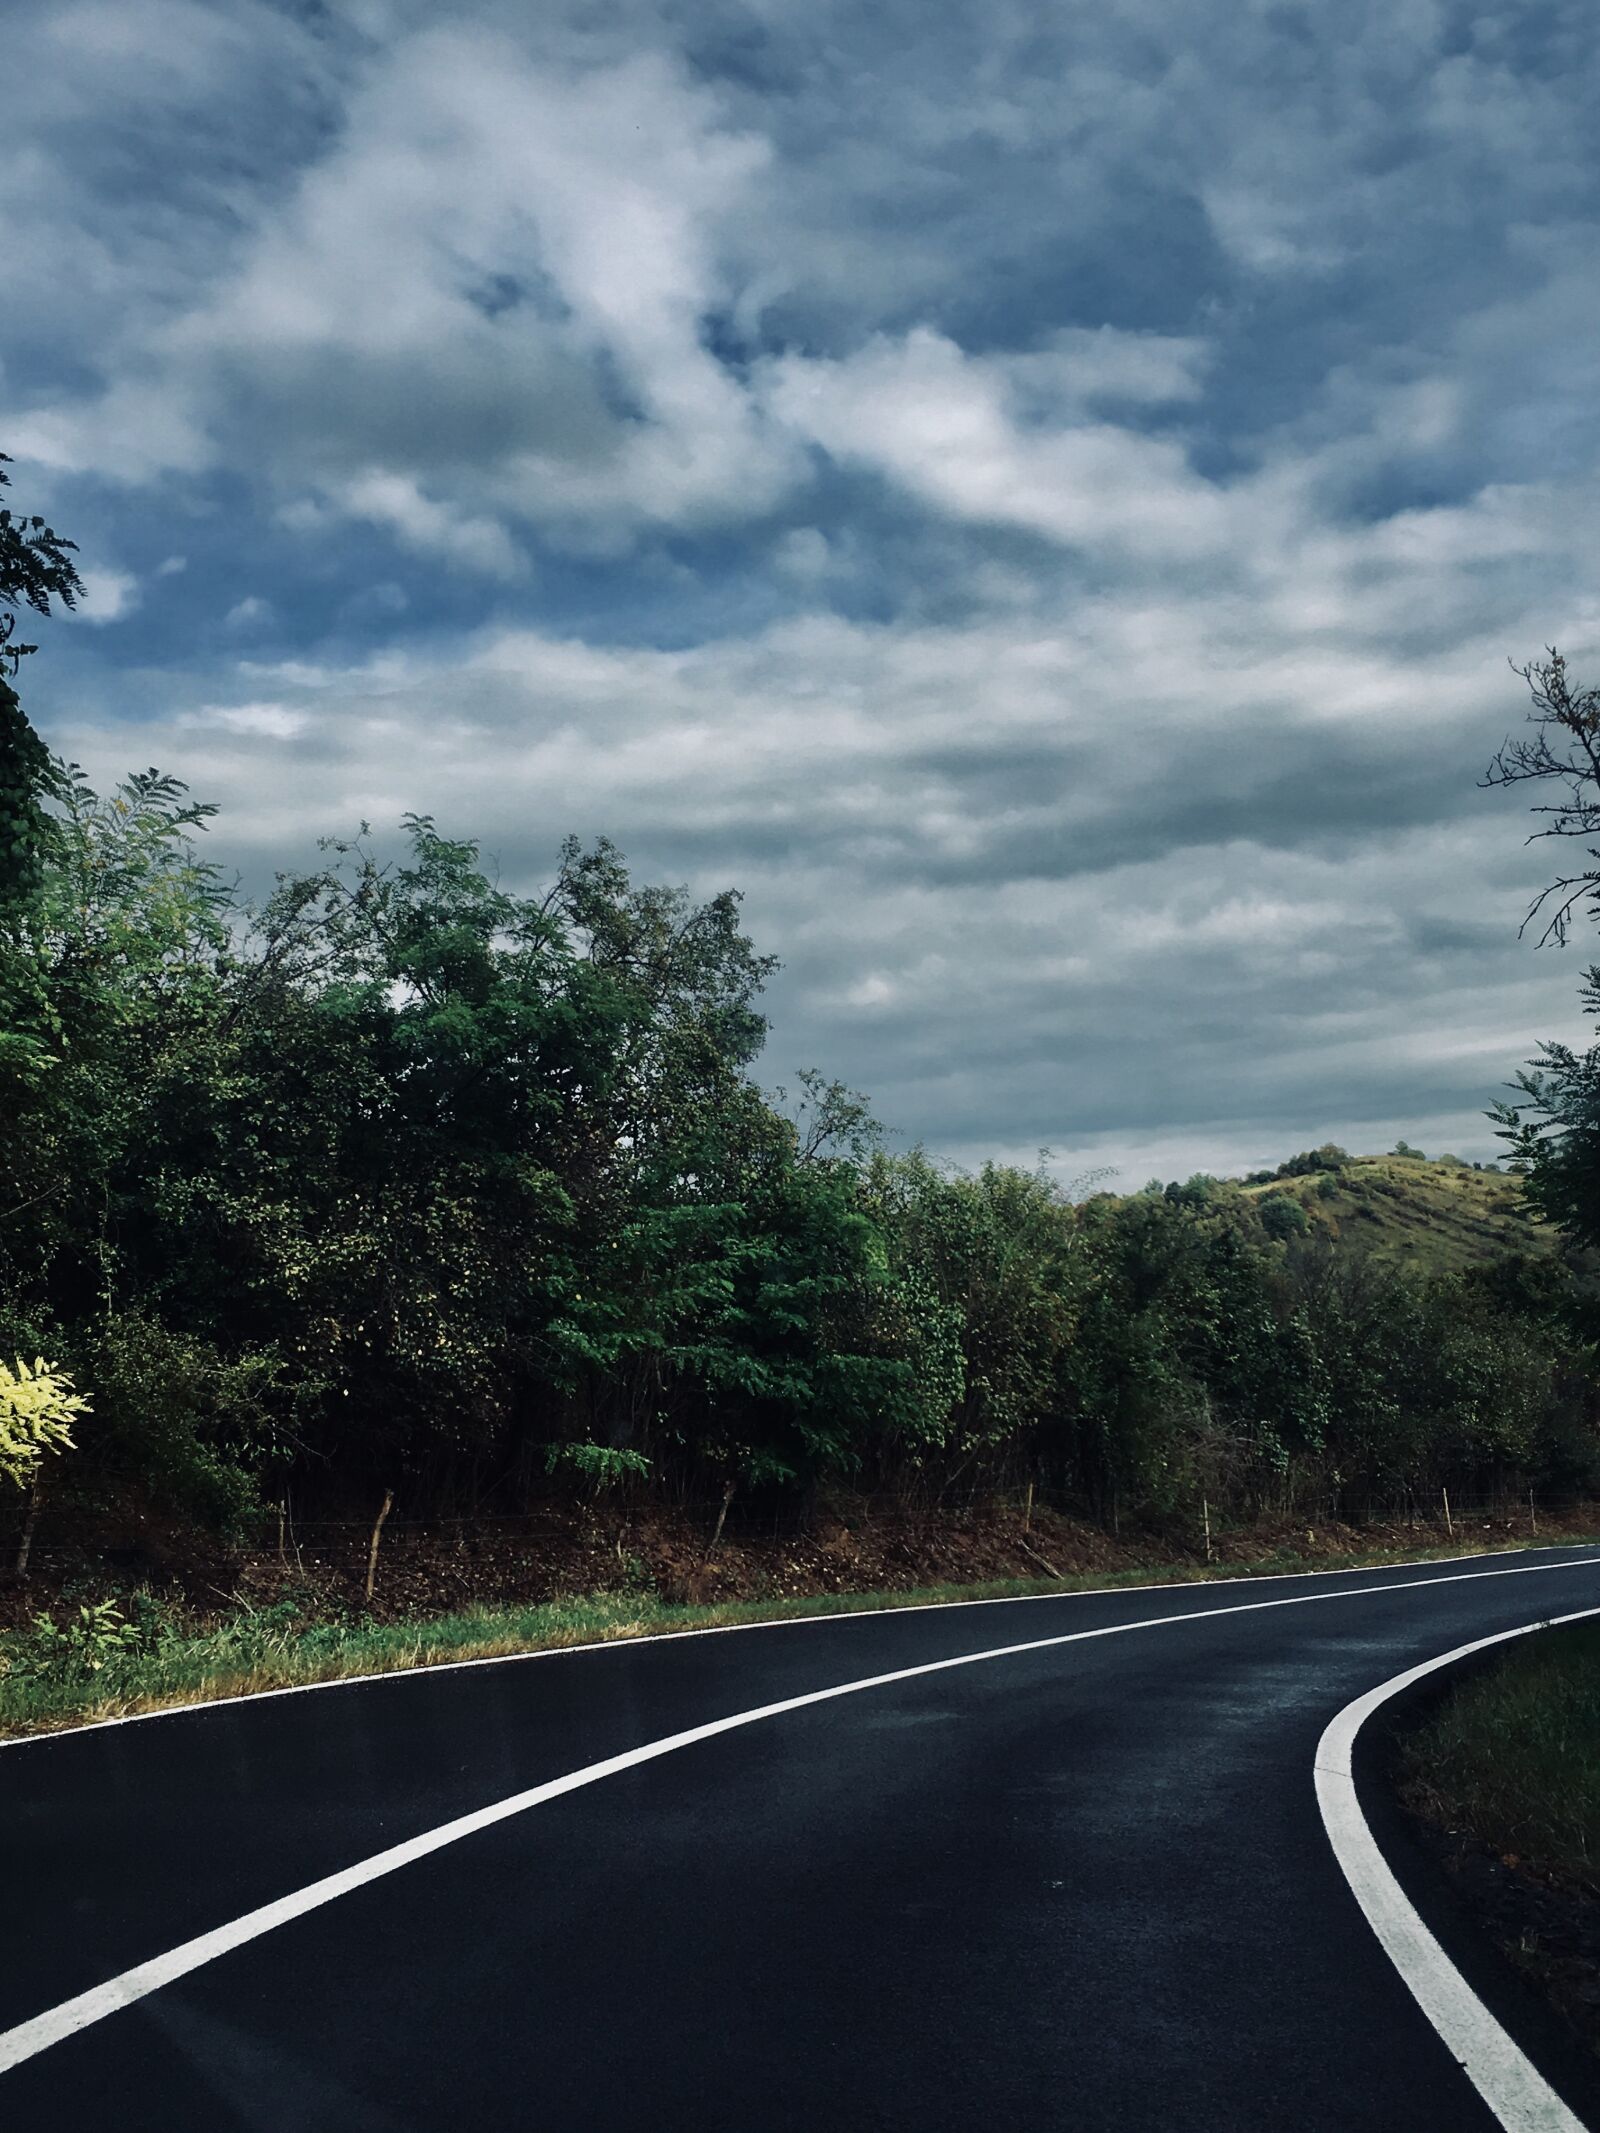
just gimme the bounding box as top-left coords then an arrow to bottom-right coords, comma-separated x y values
4,1524 -> 1596,1744
1397,1616 -> 1600,2060
1400,1619 -> 1600,1888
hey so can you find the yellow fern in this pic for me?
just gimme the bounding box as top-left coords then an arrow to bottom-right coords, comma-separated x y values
0,1357 -> 88,1488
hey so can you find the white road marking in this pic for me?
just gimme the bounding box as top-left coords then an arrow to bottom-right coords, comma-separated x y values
1315,1605 -> 1600,2133
2,1552 -> 1597,2078
4,1539 -> 1592,1756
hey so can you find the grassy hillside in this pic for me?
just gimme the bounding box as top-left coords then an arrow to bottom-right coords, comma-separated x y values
1237,1151 -> 1560,1276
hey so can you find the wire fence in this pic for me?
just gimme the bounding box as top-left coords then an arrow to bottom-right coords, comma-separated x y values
3,1481 -> 1591,1585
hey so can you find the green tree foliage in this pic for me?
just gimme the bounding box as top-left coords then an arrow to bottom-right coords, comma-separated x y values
1495,1007 -> 1600,1251
1,495 -> 1592,1534
0,762 -> 1588,1534
1276,1144 -> 1349,1177
1259,1193 -> 1310,1240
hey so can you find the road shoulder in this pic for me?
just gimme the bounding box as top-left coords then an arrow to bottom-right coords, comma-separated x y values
1355,1645 -> 1600,2129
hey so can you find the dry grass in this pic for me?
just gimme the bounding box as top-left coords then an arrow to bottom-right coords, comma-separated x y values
1240,1154 -> 1563,1275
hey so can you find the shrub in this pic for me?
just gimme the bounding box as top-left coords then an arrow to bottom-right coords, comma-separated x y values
82,1314 -> 275,1536
545,1442 -> 652,1491
1278,1144 -> 1350,1178
1260,1195 -> 1311,1240
12,1599 -> 142,1680
0,1357 -> 86,1489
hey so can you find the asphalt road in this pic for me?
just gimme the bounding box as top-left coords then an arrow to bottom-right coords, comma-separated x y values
4,1545 -> 1600,2131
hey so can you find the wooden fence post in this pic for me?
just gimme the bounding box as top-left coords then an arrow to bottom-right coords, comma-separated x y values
1442,1486 -> 1453,1540
703,1479 -> 736,1564
365,1488 -> 394,1603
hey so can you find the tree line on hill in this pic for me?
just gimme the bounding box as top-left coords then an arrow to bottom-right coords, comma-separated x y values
2,465 -> 1599,1541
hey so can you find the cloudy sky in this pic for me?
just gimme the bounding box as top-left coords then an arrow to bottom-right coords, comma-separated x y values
8,0 -> 1600,1185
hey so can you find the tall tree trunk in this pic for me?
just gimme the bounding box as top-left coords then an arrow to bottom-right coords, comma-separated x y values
14,1480 -> 42,1578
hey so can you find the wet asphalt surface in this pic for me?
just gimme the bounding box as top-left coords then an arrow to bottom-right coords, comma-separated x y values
4,1545 -> 1600,2130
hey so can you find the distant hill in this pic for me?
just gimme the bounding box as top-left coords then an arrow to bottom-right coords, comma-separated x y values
1235,1151 -> 1559,1276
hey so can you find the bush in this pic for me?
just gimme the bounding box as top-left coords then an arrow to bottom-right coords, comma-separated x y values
82,1315 -> 275,1536
1260,1194 -> 1311,1240
1278,1145 -> 1350,1178
0,1356 -> 86,1489
11,1599 -> 142,1681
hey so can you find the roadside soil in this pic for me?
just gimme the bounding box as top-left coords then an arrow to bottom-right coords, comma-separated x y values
1,1493 -> 1590,1634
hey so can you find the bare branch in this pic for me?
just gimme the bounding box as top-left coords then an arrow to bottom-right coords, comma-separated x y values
1488,652 -> 1600,943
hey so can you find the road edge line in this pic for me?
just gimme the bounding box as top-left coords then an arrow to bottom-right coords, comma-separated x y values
1314,1604 -> 1600,2133
4,1558 -> 1600,2074
5,1539 -> 1594,1755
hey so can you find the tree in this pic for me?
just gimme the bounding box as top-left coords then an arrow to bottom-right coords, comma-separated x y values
1,645 -> 1587,1541
1492,1017 -> 1600,1249
1483,651 -> 1600,947
1277,1145 -> 1348,1177
0,454 -> 83,917
0,453 -> 83,668
1259,1193 -> 1310,1240
1486,652 -> 1600,1245
778,1068 -> 881,1165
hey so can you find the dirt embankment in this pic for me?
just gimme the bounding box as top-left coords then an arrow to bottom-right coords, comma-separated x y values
2,1493 -> 1588,1632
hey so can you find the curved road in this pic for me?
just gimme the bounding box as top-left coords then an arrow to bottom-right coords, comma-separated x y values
3,1545 -> 1599,2130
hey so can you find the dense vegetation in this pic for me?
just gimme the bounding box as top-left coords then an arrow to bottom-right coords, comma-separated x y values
1,774 -> 1593,1543
3,473 -> 1599,1551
